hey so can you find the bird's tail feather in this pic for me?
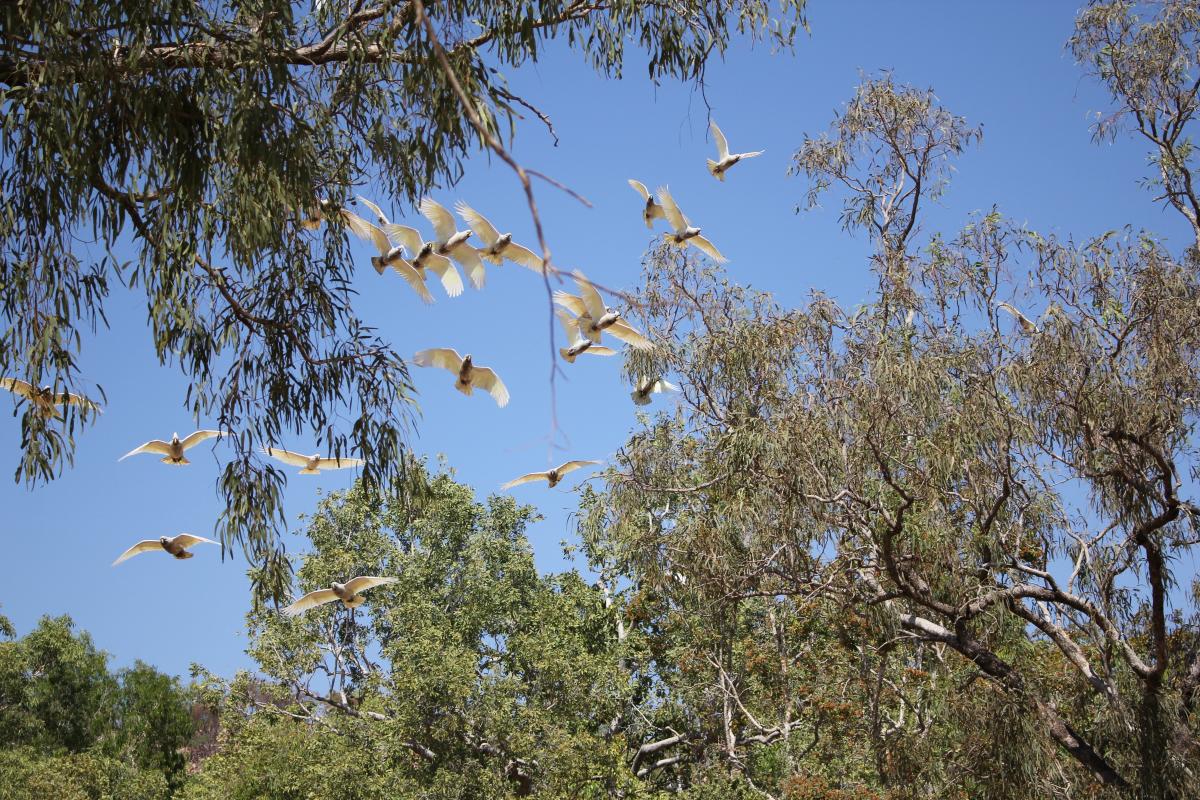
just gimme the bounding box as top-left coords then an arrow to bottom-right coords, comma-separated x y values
371,256 -> 385,275
706,158 -> 723,180
631,391 -> 651,406
299,468 -> 320,475
455,380 -> 473,396
559,347 -> 577,364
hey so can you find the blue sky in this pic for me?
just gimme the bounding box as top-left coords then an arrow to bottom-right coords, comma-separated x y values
1,2 -> 1195,678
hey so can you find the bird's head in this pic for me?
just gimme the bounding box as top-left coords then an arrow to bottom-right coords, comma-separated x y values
462,354 -> 473,367
171,432 -> 180,443
331,581 -> 344,592
497,232 -> 512,247
159,536 -> 170,546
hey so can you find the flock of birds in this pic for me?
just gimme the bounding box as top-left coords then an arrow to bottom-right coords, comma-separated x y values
3,121 -> 763,616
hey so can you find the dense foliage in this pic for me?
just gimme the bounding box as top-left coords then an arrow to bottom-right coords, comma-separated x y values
0,612 -> 195,798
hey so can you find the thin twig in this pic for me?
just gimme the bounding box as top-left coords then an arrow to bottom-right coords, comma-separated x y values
413,0 -> 595,464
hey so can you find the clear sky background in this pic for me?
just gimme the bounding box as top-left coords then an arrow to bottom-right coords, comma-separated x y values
1,1 -> 1196,679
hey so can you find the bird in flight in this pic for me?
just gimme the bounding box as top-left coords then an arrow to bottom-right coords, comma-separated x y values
263,448 -> 366,475
657,186 -> 727,263
413,348 -> 509,407
119,430 -> 223,465
454,202 -> 544,273
628,179 -> 666,229
341,208 -> 435,304
420,198 -> 486,290
0,378 -> 100,418
631,377 -> 679,406
281,576 -> 399,616
997,302 -> 1039,334
706,120 -> 764,181
502,460 -> 601,489
554,272 -> 652,350
112,533 -> 218,566
557,310 -> 617,363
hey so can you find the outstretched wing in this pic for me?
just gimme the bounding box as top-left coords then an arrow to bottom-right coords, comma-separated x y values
382,223 -> 425,255
556,309 -> 582,342
735,149 -> 765,161
553,291 -> 587,317
173,533 -> 218,549
392,260 -> 435,304
119,440 -> 172,461
650,379 -> 679,395
419,197 -> 457,243
555,460 -> 602,477
628,179 -> 652,200
656,186 -> 687,233
413,348 -> 464,374
342,210 -> 392,255
449,244 -> 486,290
501,471 -> 549,490
0,377 -> 36,400
112,540 -> 163,566
606,320 -> 652,350
282,589 -> 340,617
573,270 -> 606,321
710,119 -> 730,160
688,234 -> 727,264
470,367 -> 509,408
423,253 -> 463,297
180,430 -> 223,450
60,392 -> 101,412
316,456 -> 366,470
344,575 -> 399,595
263,447 -> 315,468
454,202 -> 501,246
581,345 -> 617,358
503,242 -> 543,272
356,196 -> 390,225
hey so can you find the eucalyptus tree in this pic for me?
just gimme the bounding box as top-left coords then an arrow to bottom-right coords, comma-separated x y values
190,471 -> 640,799
0,614 -> 195,796
596,65 -> 1200,800
0,0 -> 806,599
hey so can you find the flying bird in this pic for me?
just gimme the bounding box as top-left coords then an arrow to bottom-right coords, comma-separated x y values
298,197 -> 337,230
657,186 -> 727,263
420,198 -> 486,289
454,202 -> 544,273
281,576 -> 398,617
553,273 -> 652,350
0,378 -> 100,418
112,533 -> 218,566
706,120 -> 764,181
356,196 -> 393,227
628,179 -> 666,229
119,430 -> 223,465
375,218 -> 465,298
632,377 -> 679,406
263,448 -> 366,475
413,349 -> 509,407
997,302 -> 1039,334
502,460 -> 602,490
557,310 -> 617,363
341,209 -> 435,304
